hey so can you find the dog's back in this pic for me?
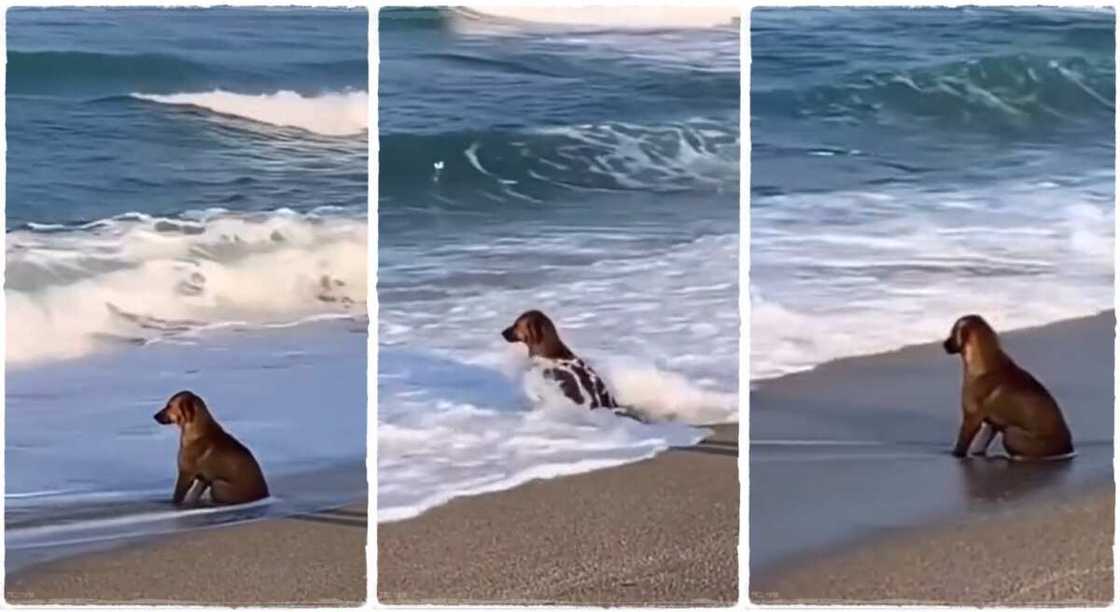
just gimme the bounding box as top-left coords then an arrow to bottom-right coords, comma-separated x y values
541,357 -> 619,409
990,358 -> 1074,456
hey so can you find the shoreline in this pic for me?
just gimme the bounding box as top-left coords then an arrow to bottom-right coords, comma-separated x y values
750,311 -> 1114,603
6,497 -> 368,605
378,423 -> 739,605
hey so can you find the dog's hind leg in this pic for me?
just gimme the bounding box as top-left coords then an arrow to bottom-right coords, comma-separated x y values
969,422 -> 997,456
182,477 -> 210,506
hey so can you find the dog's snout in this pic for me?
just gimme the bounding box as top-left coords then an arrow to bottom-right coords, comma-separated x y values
154,410 -> 170,424
943,338 -> 957,354
501,326 -> 516,342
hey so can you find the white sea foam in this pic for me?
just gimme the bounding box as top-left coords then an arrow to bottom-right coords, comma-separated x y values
7,208 -> 367,365
379,231 -> 738,520
751,176 -> 1114,380
532,120 -> 738,193
132,90 -> 368,136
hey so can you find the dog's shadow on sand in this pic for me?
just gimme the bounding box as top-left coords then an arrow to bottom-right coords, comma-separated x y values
379,349 -> 524,410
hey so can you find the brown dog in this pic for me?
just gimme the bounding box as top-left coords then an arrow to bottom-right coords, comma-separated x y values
943,315 -> 1074,460
154,390 -> 269,505
502,310 -> 644,420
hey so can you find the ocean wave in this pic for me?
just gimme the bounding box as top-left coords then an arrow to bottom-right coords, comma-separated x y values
378,347 -> 722,523
448,7 -> 739,31
751,179 -> 1114,380
754,54 -> 1114,132
7,208 -> 367,365
132,90 -> 368,137
380,118 -> 738,200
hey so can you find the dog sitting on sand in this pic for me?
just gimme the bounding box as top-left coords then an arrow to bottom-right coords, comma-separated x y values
154,390 -> 270,505
943,314 -> 1074,460
501,310 -> 642,421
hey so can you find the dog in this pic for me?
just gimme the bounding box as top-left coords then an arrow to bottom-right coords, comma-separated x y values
943,314 -> 1074,460
501,310 -> 642,420
154,390 -> 270,505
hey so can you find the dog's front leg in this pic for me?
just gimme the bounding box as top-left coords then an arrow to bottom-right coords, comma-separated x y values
952,411 -> 983,458
172,470 -> 195,505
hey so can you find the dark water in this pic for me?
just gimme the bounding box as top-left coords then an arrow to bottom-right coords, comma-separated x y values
751,8 -> 1114,380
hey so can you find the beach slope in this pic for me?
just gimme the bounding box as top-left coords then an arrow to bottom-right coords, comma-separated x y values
751,311 -> 1114,604
752,487 -> 1113,605
378,424 -> 738,605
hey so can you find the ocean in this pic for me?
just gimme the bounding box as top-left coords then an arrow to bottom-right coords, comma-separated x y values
6,7 -> 368,570
377,8 -> 740,522
751,7 -> 1114,380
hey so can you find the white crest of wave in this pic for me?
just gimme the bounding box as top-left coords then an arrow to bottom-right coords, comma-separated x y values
7,209 -> 367,365
132,90 -> 368,136
451,7 -> 738,30
601,358 -> 738,424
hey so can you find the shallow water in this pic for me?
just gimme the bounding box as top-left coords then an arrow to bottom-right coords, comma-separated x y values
5,319 -> 367,571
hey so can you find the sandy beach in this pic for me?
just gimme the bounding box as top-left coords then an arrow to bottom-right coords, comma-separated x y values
752,486 -> 1112,605
750,311 -> 1114,604
378,423 -> 739,605
6,501 -> 367,605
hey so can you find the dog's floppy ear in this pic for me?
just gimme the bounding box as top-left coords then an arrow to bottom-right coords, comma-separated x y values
182,397 -> 198,423
174,390 -> 204,424
954,319 -> 968,348
525,315 -> 544,345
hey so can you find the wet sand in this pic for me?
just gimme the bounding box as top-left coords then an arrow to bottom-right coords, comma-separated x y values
378,423 -> 739,605
6,502 -> 367,605
752,487 -> 1113,605
750,311 -> 1114,603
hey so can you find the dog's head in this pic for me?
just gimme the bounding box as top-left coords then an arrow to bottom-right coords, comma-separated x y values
943,314 -> 995,355
154,390 -> 208,427
501,310 -> 573,359
502,310 -> 552,345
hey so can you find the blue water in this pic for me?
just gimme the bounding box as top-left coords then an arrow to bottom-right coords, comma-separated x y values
751,7 -> 1114,380
6,8 -> 367,569
378,8 -> 740,521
